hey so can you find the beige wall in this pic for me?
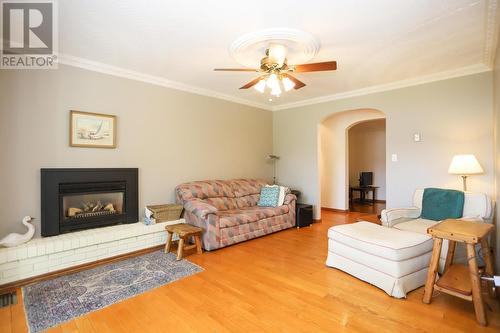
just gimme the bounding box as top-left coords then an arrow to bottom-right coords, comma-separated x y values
274,72 -> 494,219
319,109 -> 384,209
349,119 -> 386,200
494,32 -> 500,271
0,65 -> 272,238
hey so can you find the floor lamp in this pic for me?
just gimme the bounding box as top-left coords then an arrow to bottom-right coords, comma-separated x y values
267,154 -> 280,185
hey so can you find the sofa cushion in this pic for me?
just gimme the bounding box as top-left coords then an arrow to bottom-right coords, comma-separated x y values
176,180 -> 234,201
236,194 -> 260,208
230,179 -> 269,197
421,188 -> 464,221
220,214 -> 295,247
393,218 -> 439,235
328,222 -> 433,261
219,206 -> 289,228
205,197 -> 238,210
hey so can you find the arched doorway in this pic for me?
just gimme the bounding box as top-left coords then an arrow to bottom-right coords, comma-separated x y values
348,119 -> 386,213
318,109 -> 385,212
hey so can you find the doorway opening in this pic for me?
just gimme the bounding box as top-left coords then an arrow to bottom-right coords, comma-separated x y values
348,119 -> 386,215
318,108 -> 386,217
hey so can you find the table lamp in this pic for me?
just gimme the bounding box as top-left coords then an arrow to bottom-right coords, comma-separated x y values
448,154 -> 483,191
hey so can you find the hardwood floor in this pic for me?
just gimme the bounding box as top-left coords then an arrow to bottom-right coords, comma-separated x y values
349,200 -> 386,215
1,209 -> 499,333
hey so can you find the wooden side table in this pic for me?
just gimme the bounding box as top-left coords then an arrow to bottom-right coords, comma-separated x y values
422,219 -> 495,326
349,186 -> 379,204
165,223 -> 203,260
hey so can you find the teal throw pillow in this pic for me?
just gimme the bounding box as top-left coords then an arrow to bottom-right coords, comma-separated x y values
258,186 -> 280,207
421,188 -> 464,221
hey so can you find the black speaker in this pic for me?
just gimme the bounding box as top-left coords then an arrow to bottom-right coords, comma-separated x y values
296,204 -> 313,228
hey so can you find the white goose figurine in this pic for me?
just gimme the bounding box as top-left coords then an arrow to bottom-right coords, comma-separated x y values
0,216 -> 35,247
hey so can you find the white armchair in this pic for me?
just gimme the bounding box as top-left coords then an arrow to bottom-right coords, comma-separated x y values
380,207 -> 421,228
381,189 -> 493,270
382,189 -> 492,227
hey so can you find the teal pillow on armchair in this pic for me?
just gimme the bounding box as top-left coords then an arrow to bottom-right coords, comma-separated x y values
420,188 -> 464,221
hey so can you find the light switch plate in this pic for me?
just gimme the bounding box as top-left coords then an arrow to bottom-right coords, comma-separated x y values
413,133 -> 421,142
391,154 -> 398,162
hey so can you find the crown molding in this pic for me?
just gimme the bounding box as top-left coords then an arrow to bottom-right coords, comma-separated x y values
58,56 -> 491,114
54,3 -> 499,114
57,54 -> 273,111
484,0 -> 499,67
271,63 -> 491,111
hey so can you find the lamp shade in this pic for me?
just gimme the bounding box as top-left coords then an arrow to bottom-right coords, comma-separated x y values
448,154 -> 483,175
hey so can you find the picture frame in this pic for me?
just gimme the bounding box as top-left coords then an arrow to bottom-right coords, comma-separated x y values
70,110 -> 117,148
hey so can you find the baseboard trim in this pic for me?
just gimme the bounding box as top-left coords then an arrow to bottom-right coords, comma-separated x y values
321,207 -> 349,213
0,244 -> 164,294
349,199 -> 386,203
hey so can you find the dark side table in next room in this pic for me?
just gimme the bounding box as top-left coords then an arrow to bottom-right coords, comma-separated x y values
296,203 -> 313,228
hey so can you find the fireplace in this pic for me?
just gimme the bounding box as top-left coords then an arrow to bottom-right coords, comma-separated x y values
41,168 -> 138,236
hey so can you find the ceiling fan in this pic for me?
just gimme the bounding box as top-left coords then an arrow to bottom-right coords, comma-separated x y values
214,43 -> 337,97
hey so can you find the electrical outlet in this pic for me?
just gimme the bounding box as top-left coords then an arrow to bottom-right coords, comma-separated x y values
391,154 -> 398,162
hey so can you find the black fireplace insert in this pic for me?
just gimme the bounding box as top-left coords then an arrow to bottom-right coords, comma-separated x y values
41,168 -> 138,236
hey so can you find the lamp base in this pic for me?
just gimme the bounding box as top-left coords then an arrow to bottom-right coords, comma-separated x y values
461,175 -> 468,192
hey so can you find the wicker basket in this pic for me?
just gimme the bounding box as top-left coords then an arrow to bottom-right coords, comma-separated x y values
146,204 -> 183,222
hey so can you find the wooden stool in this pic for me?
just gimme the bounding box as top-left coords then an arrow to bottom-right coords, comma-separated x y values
164,223 -> 202,260
422,219 -> 495,326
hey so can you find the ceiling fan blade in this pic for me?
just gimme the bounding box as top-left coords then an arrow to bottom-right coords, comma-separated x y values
239,76 -> 264,89
283,74 -> 306,89
292,61 -> 337,72
214,68 -> 258,72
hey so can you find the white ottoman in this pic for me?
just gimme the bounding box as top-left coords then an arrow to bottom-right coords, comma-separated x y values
326,222 -> 434,298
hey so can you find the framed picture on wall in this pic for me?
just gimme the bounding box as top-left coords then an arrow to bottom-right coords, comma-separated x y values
70,110 -> 117,148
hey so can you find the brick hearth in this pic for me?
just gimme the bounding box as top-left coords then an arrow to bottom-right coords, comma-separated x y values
0,219 -> 184,285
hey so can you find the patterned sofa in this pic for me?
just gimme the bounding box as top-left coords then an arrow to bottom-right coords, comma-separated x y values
175,179 -> 296,251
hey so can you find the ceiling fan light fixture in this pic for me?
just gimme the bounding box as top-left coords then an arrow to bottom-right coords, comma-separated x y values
266,73 -> 280,90
216,36 -> 336,97
271,85 -> 282,97
254,79 -> 266,93
282,77 -> 295,91
268,43 -> 287,67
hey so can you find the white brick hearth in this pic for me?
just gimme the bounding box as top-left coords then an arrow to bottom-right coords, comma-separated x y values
0,219 -> 184,285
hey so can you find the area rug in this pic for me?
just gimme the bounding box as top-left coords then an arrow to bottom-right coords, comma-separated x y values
22,250 -> 203,332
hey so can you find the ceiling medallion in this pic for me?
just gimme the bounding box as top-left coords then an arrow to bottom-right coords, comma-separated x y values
229,28 -> 320,69
216,29 -> 337,97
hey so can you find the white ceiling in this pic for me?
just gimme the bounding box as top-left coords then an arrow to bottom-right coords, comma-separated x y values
59,0 -> 499,110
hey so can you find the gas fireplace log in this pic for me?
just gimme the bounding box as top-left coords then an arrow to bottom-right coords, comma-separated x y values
104,203 -> 115,212
68,203 -> 115,217
68,207 -> 83,217
92,201 -> 104,212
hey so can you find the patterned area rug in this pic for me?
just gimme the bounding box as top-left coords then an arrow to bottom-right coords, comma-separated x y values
23,251 -> 203,332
